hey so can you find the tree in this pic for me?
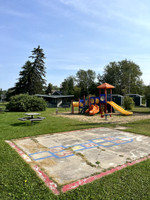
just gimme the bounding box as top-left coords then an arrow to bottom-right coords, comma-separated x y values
60,76 -> 75,95
15,61 -> 32,94
0,88 -> 2,101
15,45 -> 46,95
76,69 -> 96,97
144,85 -> 150,99
5,87 -> 16,101
28,45 -> 46,94
98,60 -> 143,95
45,83 -> 53,95
52,85 -> 59,91
73,86 -> 81,100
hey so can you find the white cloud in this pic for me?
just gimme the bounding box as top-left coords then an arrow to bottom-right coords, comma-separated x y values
59,0 -> 150,31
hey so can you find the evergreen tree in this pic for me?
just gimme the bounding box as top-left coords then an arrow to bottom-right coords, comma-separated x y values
15,61 -> 32,94
29,45 -> 46,94
15,45 -> 46,95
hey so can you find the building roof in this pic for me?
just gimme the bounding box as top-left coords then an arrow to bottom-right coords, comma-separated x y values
52,91 -> 62,95
125,94 -> 143,97
35,94 -> 74,99
97,83 -> 115,89
112,94 -> 123,97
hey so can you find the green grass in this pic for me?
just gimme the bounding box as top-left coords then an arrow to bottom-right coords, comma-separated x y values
123,119 -> 150,136
132,106 -> 150,114
0,106 -> 150,199
122,106 -> 150,136
0,107 -> 114,141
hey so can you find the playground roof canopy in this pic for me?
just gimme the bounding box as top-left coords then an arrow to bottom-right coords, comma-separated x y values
97,83 -> 115,89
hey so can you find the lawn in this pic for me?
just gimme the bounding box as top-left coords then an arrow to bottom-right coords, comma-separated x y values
123,106 -> 150,136
123,119 -> 150,136
132,106 -> 150,114
0,106 -> 150,200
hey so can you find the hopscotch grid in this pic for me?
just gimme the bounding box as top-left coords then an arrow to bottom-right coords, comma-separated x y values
66,144 -> 87,152
28,136 -> 133,161
48,145 -> 67,153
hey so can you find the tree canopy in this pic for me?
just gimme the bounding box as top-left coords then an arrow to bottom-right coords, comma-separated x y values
15,45 -> 46,95
45,83 -> 53,95
76,69 -> 96,97
6,55 -> 147,101
98,59 -> 144,95
60,76 -> 76,95
60,70 -> 96,99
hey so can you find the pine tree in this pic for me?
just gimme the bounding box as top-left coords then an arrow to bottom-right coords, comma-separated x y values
15,61 -> 32,94
15,46 -> 46,95
29,45 -> 46,94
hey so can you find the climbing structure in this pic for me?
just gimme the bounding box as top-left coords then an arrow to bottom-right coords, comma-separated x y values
97,83 -> 115,114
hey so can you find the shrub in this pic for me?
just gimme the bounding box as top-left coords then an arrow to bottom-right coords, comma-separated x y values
6,94 -> 47,112
146,94 -> 150,107
123,96 -> 135,110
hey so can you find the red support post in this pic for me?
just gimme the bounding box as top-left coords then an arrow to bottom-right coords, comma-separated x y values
110,89 -> 112,114
71,100 -> 74,114
105,88 -> 107,113
89,96 -> 90,108
99,88 -> 101,114
83,95 -> 85,107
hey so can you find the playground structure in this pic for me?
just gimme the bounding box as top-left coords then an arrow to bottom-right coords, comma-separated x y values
72,83 -> 133,116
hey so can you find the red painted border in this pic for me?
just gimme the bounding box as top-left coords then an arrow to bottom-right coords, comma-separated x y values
61,155 -> 150,193
33,165 -> 59,195
6,141 -> 32,162
6,140 -> 60,195
6,139 -> 150,195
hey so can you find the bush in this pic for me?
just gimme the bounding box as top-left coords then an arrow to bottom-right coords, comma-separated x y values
123,96 -> 135,110
6,94 -> 47,112
146,94 -> 150,107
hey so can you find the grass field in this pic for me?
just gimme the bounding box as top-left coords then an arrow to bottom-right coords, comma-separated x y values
132,106 -> 150,114
0,105 -> 150,200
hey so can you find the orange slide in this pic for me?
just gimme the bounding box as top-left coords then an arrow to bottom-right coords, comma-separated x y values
85,105 -> 99,115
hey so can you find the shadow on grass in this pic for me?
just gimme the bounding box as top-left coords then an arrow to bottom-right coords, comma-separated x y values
11,121 -> 41,127
11,122 -> 29,127
0,112 -> 6,114
133,111 -> 150,115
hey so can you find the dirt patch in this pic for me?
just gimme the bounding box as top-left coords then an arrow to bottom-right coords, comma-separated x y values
37,158 -> 57,167
55,112 -> 150,124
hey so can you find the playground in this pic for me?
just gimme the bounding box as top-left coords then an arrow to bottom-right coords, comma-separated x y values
56,82 -> 150,124
7,127 -> 150,194
71,83 -> 133,118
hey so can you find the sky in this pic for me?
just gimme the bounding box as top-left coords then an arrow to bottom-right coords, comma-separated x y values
1,0 -> 150,90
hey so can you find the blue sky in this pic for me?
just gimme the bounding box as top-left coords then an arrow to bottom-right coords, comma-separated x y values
1,0 -> 150,90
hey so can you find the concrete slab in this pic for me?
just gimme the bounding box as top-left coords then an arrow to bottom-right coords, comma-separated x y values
9,128 -> 150,190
